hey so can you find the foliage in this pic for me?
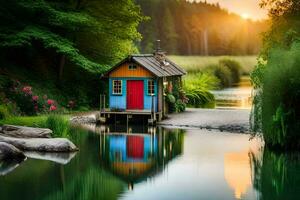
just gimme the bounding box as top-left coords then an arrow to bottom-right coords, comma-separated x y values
262,43 -> 300,148
165,93 -> 176,113
259,0 -> 300,58
43,114 -> 70,138
0,0 -> 143,113
249,0 -> 300,151
175,99 -> 186,113
166,94 -> 176,104
219,58 -> 242,84
0,105 -> 10,120
0,0 -> 143,73
5,80 -> 60,115
165,79 -> 188,113
210,64 -> 233,88
259,43 -> 300,149
183,72 -> 217,108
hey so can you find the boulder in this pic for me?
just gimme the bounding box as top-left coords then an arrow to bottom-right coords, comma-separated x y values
1,125 -> 52,138
0,135 -> 78,152
0,142 -> 26,161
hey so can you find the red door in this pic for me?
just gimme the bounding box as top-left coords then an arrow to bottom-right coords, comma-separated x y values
127,80 -> 144,110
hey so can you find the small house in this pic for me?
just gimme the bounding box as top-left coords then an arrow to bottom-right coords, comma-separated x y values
100,46 -> 186,123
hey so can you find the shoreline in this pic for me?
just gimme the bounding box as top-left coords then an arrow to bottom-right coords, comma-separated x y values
158,108 -> 251,134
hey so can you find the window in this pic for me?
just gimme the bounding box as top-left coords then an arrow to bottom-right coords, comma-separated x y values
112,80 -> 122,95
128,64 -> 137,70
148,80 -> 155,95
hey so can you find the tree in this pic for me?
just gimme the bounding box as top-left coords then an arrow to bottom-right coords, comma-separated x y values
159,6 -> 178,54
251,0 -> 300,150
0,0 -> 143,75
260,0 -> 300,57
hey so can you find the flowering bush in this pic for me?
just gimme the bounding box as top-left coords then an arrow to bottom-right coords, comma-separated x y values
49,105 -> 57,111
8,80 -> 59,115
47,99 -> 55,105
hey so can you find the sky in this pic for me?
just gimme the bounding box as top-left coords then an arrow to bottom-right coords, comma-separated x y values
201,0 -> 268,20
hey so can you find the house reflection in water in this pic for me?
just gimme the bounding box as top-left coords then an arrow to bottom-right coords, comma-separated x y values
98,125 -> 184,189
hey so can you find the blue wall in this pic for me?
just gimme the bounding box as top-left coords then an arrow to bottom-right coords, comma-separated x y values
109,77 -> 158,111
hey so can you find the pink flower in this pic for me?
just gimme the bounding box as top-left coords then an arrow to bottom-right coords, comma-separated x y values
49,105 -> 57,111
47,99 -> 55,105
22,86 -> 32,95
34,105 -> 39,111
32,95 -> 39,102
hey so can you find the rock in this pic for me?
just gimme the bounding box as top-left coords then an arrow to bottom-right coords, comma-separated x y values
0,142 -> 26,161
1,125 -> 52,138
24,151 -> 77,165
0,135 -> 78,152
70,115 -> 96,124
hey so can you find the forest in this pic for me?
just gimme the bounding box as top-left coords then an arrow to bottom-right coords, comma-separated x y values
137,0 -> 268,55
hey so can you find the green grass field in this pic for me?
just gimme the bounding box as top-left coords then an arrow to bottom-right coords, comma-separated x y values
169,55 -> 258,75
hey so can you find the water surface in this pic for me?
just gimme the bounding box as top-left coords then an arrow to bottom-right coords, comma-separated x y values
0,124 -> 300,200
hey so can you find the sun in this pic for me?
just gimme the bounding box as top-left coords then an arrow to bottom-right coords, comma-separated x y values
241,13 -> 250,20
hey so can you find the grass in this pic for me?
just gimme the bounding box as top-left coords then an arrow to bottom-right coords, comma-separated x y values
169,55 -> 257,75
0,115 -> 48,127
183,72 -> 218,108
0,114 -> 71,137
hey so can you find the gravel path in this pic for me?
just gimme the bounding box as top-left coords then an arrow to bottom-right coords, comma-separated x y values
159,108 -> 251,133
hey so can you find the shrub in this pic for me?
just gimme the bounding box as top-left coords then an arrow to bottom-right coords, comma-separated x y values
175,99 -> 186,112
254,43 -> 300,150
43,115 -> 70,138
183,72 -> 217,108
6,81 -> 60,115
207,64 -> 233,88
166,94 -> 176,104
0,105 -> 10,120
219,58 -> 242,84
166,94 -> 176,113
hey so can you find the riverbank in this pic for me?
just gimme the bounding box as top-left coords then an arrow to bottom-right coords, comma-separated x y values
159,108 -> 250,133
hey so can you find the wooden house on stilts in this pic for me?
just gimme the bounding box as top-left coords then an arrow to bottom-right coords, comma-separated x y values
99,41 -> 186,124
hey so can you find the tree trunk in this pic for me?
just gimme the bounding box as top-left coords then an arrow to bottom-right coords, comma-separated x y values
58,54 -> 65,82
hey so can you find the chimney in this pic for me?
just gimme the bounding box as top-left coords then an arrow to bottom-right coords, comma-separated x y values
155,40 -> 161,52
154,40 -> 169,67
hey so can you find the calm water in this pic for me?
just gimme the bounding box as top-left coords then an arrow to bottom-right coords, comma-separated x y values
1,124 -> 300,200
212,76 -> 253,109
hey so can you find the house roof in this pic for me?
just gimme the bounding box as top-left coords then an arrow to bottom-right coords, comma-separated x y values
104,54 -> 186,77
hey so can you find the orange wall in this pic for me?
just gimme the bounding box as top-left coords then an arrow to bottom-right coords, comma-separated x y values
109,63 -> 153,78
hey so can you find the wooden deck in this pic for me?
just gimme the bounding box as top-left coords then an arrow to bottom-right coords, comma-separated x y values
98,108 -> 162,125
100,108 -> 155,115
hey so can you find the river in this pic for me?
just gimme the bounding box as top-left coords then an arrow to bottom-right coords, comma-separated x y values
1,123 -> 300,200
212,76 -> 253,109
